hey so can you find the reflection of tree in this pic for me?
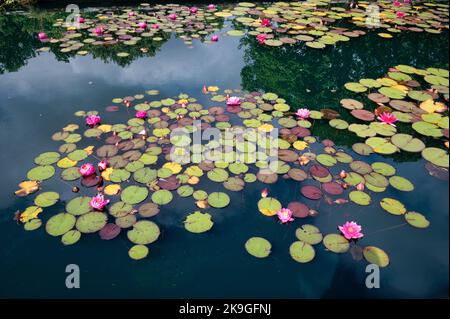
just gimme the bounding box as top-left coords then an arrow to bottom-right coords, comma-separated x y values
0,8 -> 225,72
239,28 -> 449,161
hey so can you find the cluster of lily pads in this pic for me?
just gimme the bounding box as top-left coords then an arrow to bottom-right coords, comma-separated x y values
37,3 -> 224,56
229,0 -> 448,48
338,64 -> 449,174
14,78 -> 439,265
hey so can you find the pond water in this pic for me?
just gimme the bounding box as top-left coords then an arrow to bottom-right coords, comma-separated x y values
0,2 -> 448,298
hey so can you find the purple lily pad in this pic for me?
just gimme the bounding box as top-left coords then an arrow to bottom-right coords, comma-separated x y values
99,223 -> 121,240
322,182 -> 344,195
301,185 -> 323,200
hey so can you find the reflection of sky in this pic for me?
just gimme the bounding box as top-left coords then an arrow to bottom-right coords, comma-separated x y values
0,33 -> 448,298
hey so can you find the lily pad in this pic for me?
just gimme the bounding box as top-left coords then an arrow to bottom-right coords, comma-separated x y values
245,237 -> 271,258
34,191 -> 59,207
404,212 -> 430,228
121,185 -> 149,205
76,212 -> 108,233
295,224 -> 323,245
380,198 -> 406,215
208,192 -> 230,208
127,220 -> 160,245
151,189 -> 173,205
184,211 -> 214,233
66,196 -> 92,216
323,234 -> 350,253
363,246 -> 389,268
27,165 -> 55,181
61,230 -> 81,245
389,176 -> 414,192
46,213 -> 76,236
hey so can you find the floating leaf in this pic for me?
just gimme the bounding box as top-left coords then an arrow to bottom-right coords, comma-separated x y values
295,225 -> 323,245
422,148 -> 449,168
184,211 -> 214,233
127,220 -> 160,245
289,241 -> 315,263
349,191 -> 371,206
245,237 -> 271,258
76,212 -> 108,233
151,189 -> 173,205
323,234 -> 350,253
34,191 -> 59,207
363,246 -> 389,268
405,212 -> 430,228
46,213 -> 76,236
128,245 -> 149,260
207,192 -> 230,208
27,165 -> 55,181
380,198 -> 406,215
257,197 -> 282,216
121,185 -> 149,205
389,176 -> 414,192
61,230 -> 81,245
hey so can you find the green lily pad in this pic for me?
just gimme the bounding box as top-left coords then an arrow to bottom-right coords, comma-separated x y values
391,134 -> 426,152
27,165 -> 55,181
404,212 -> 430,228
422,148 -> 449,168
24,219 -> 42,231
380,198 -> 406,215
76,212 -> 108,233
34,152 -> 60,165
121,186 -> 149,205
177,185 -> 194,197
245,237 -> 271,258
208,192 -> 230,208
349,191 -> 371,206
295,224 -> 323,245
371,162 -> 396,176
151,189 -> 173,205
257,197 -> 282,216
323,234 -> 350,253
389,176 -> 414,192
207,168 -> 229,182
193,190 -> 208,201
66,196 -> 92,215
68,150 -> 88,161
34,191 -> 59,207
184,211 -> 214,233
46,213 -> 76,236
365,137 -> 398,155
61,230 -> 81,245
127,220 -> 160,245
61,167 -> 82,181
316,154 -> 337,167
345,82 -> 368,92
412,121 -> 443,137
128,245 -> 149,260
289,241 -> 315,263
363,246 -> 389,268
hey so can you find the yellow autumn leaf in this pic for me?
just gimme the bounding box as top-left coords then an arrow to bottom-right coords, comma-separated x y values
420,99 -> 446,113
57,157 -> 77,168
15,180 -> 40,196
188,176 -> 200,185
161,107 -> 170,113
391,84 -> 409,94
101,167 -> 114,181
163,162 -> 182,174
196,200 -> 208,209
19,206 -> 43,223
84,145 -> 95,155
293,140 -> 308,151
98,124 -> 112,133
178,99 -> 189,105
378,33 -> 393,38
258,124 -> 274,133
104,184 -> 121,195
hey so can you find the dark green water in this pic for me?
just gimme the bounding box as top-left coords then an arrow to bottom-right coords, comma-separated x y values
0,6 -> 448,298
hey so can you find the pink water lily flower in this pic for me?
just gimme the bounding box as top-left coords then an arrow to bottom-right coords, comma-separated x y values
396,11 -> 405,18
86,115 -> 101,126
77,16 -> 85,23
261,18 -> 271,27
296,108 -> 311,120
136,110 -> 147,119
138,21 -> 147,29
168,13 -> 177,21
378,112 -> 398,126
90,194 -> 110,211
98,161 -> 108,171
94,26 -> 104,36
129,11 -> 136,17
226,96 -> 241,106
38,32 -> 47,41
277,208 -> 294,224
152,23 -> 159,29
356,182 -> 365,191
211,35 -> 219,42
339,221 -> 364,240
79,163 -> 96,177
393,1 -> 401,6
208,4 -> 216,10
190,7 -> 198,14
256,34 -> 267,44
403,0 -> 410,3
